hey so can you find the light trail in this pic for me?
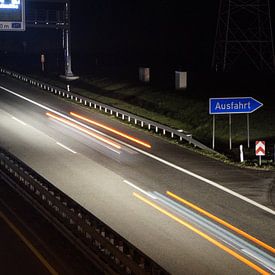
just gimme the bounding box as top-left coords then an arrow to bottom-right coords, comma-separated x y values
1,85 -> 274,215
46,112 -> 121,150
123,180 -> 156,199
167,191 -> 275,254
70,112 -> 152,149
133,192 -> 270,275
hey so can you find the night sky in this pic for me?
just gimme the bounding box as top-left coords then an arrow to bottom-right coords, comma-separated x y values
0,0 -> 274,72
71,0 -> 220,69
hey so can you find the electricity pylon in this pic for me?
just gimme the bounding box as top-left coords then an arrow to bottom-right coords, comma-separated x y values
212,0 -> 275,72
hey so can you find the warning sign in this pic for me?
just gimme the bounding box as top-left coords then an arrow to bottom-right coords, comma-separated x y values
255,141 -> 265,156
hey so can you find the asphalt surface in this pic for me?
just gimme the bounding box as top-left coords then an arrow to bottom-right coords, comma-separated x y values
0,177 -> 102,275
0,216 -> 51,275
0,75 -> 274,274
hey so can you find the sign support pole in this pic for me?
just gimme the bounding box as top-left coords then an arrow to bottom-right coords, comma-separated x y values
60,1 -> 79,80
229,114 -> 232,150
247,113 -> 250,148
212,115 -> 215,150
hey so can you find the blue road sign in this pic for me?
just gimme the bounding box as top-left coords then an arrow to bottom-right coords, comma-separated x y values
209,97 -> 263,115
0,0 -> 25,32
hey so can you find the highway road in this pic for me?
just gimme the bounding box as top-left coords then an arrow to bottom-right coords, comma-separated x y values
0,75 -> 274,274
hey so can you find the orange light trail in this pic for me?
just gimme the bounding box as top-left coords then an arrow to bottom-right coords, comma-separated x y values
70,112 -> 152,149
167,191 -> 275,254
133,192 -> 269,275
46,112 -> 121,150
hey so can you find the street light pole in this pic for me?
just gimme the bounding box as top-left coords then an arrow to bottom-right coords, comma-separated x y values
61,0 -> 79,80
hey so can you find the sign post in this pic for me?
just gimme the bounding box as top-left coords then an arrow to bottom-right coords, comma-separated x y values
247,114 -> 250,148
229,114 -> 232,150
212,115 -> 215,150
256,141 -> 265,166
209,97 -> 263,150
0,0 -> 25,31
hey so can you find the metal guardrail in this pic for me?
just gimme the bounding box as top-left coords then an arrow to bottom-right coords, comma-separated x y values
0,67 -> 214,152
0,147 -> 168,275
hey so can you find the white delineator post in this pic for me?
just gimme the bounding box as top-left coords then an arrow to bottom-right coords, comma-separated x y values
240,144 -> 244,162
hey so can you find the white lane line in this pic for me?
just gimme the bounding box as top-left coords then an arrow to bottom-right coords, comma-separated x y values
123,180 -> 156,200
0,85 -> 121,153
11,116 -> 26,126
51,119 -> 121,155
1,85 -> 274,215
127,146 -> 275,216
56,142 -> 77,154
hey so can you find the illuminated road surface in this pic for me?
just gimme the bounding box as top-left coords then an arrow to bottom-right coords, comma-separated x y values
0,76 -> 274,274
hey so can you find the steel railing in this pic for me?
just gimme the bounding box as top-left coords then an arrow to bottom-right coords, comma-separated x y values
0,146 -> 168,275
0,67 -> 214,152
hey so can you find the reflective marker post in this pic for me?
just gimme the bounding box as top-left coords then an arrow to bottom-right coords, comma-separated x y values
256,141 -> 265,166
240,145 -> 244,162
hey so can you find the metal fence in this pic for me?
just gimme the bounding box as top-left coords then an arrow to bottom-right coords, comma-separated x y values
0,67 -> 214,153
0,146 -> 169,275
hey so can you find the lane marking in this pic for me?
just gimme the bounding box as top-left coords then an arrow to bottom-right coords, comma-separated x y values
70,112 -> 152,149
46,112 -> 121,150
56,142 -> 77,154
133,192 -> 270,275
167,191 -> 275,254
153,192 -> 275,271
0,210 -> 59,275
123,180 -> 156,199
52,120 -> 121,155
0,85 -> 121,153
1,85 -> 274,215
11,116 -> 26,126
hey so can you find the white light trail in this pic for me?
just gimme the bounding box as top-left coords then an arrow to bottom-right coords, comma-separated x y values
1,85 -> 274,216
